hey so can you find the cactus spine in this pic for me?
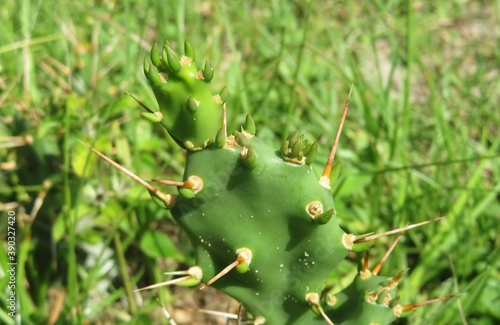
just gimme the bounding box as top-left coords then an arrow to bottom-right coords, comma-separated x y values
87,40 -> 451,324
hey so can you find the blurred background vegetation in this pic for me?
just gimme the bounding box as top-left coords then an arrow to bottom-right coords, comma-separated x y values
1,0 -> 499,324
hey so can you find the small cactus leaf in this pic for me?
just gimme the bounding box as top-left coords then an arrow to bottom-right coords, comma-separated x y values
149,190 -> 171,209
219,86 -> 228,103
184,40 -> 196,60
150,42 -> 160,66
215,127 -> 226,148
234,130 -> 251,147
178,187 -> 195,199
241,145 -> 257,169
202,60 -> 214,81
244,113 -> 256,135
141,112 -> 162,123
312,208 -> 335,225
329,161 -> 342,186
166,46 -> 182,73
305,141 -> 318,164
280,139 -> 289,155
186,96 -> 199,113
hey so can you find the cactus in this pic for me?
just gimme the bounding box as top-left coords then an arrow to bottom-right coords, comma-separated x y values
86,41 -> 452,324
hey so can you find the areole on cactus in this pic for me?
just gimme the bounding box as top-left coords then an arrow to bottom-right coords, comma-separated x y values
85,40 -> 452,324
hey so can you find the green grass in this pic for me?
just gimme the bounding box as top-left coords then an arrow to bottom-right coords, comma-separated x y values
1,0 -> 499,324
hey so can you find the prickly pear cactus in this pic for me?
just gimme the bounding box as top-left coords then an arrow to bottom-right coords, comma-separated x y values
88,40 -> 450,325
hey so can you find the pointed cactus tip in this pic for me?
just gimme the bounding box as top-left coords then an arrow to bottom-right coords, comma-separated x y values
150,42 -> 160,66
242,145 -> 257,169
244,114 -> 256,135
305,141 -> 318,164
184,40 -> 196,60
166,46 -> 182,73
202,60 -> 214,81
235,130 -> 251,147
215,127 -> 226,148
141,112 -> 163,123
219,86 -> 228,103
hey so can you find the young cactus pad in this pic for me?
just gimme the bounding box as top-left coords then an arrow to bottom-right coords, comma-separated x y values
87,40 -> 450,324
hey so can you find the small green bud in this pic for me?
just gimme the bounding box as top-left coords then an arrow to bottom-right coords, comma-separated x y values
236,262 -> 250,273
291,138 -> 303,157
219,86 -> 228,103
287,131 -> 298,144
202,60 -> 214,81
178,187 -> 195,199
305,141 -> 318,164
184,40 -> 196,60
141,112 -> 162,123
176,277 -> 201,287
388,296 -> 400,308
166,46 -> 182,73
215,128 -> 226,148
149,190 -> 170,209
234,131 -> 251,147
330,161 -> 342,187
242,145 -> 257,169
145,64 -> 164,87
150,43 -> 160,66
244,114 -> 256,135
312,208 -> 335,225
143,57 -> 150,77
280,140 -> 289,155
186,96 -> 199,113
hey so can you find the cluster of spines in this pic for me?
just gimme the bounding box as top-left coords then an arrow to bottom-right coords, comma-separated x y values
280,131 -> 319,165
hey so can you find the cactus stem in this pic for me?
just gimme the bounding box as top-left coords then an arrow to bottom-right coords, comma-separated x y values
79,140 -> 175,208
372,233 -> 404,275
353,217 -> 443,244
319,86 -> 353,189
305,293 -> 334,325
200,248 -> 253,290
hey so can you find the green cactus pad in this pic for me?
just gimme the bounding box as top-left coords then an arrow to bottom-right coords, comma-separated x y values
144,41 -> 224,150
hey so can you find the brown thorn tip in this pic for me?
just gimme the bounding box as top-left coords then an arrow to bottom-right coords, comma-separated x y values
320,85 -> 353,187
354,217 -> 444,244
362,251 -> 370,272
127,91 -> 155,114
372,232 -> 404,275
402,295 -> 457,311
78,140 -> 174,208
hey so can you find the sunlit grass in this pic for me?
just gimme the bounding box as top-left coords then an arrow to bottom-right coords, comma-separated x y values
1,0 -> 499,324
